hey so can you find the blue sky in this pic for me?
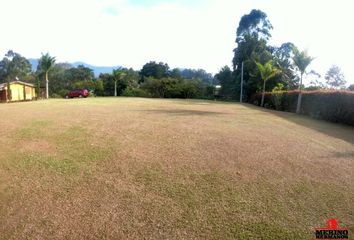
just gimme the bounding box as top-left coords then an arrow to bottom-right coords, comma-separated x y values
128,0 -> 205,7
129,0 -> 164,6
0,0 -> 353,85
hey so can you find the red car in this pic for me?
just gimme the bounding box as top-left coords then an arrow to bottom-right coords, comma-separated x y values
65,89 -> 89,98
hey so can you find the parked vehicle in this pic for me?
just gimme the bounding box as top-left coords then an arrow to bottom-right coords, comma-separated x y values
65,89 -> 89,98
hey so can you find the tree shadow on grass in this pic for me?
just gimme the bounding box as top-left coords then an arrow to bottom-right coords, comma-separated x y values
168,99 -> 239,106
330,151 -> 354,158
136,109 -> 229,116
167,99 -> 215,106
242,103 -> 354,146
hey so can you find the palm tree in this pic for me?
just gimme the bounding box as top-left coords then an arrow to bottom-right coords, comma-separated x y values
38,53 -> 56,99
255,60 -> 281,107
292,47 -> 314,113
113,69 -> 127,97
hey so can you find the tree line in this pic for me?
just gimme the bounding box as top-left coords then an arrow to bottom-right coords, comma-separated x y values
0,52 -> 215,99
215,9 -> 353,110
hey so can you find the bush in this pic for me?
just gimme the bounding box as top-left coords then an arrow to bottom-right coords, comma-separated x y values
251,90 -> 354,126
88,90 -> 96,97
122,87 -> 152,97
57,89 -> 69,97
51,93 -> 63,98
271,84 -> 284,110
140,77 -> 211,99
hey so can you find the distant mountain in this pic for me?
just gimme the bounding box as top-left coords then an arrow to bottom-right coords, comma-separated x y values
71,62 -> 121,76
28,59 -> 120,77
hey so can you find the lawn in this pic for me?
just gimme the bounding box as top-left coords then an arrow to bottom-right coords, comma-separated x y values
0,97 -> 353,239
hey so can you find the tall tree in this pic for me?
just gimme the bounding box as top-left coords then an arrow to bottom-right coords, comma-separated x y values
112,68 -> 139,96
47,63 -> 72,94
236,9 -> 273,44
99,73 -> 115,96
232,10 -> 273,101
233,35 -> 273,100
140,61 -> 169,81
38,53 -> 56,99
272,42 -> 298,89
66,65 -> 94,82
292,47 -> 314,113
215,66 -> 235,99
325,65 -> 346,89
255,60 -> 281,107
121,68 -> 139,89
0,50 -> 31,100
180,69 -> 214,84
0,50 -> 31,83
171,68 -> 182,79
113,69 -> 126,97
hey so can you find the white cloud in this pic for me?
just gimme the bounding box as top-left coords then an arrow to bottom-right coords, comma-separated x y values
0,0 -> 353,85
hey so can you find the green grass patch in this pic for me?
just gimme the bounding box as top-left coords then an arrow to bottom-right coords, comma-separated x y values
133,166 -> 247,238
7,123 -> 110,175
132,165 -> 353,238
10,152 -> 79,174
16,120 -> 53,139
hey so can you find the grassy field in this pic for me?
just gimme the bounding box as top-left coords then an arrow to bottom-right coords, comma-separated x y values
0,97 -> 353,239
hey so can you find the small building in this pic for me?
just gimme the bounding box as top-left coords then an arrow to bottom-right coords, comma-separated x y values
0,81 -> 37,102
214,85 -> 221,98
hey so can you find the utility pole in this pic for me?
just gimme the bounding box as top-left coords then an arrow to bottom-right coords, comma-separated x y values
114,80 -> 117,97
240,61 -> 244,103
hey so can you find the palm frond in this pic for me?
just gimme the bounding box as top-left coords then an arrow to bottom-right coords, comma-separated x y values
255,60 -> 281,82
39,53 -> 56,72
292,48 -> 314,75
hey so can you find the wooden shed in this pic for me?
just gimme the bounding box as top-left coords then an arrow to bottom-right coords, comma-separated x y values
0,81 -> 36,102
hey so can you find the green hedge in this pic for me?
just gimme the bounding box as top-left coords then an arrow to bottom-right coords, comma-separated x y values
250,90 -> 354,126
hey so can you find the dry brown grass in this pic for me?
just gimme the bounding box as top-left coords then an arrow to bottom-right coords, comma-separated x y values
0,97 -> 353,239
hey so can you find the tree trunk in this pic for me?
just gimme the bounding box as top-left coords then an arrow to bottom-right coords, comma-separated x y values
296,74 -> 303,114
45,71 -> 49,99
114,80 -> 117,97
261,79 -> 266,107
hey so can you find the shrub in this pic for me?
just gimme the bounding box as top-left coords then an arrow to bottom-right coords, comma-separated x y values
57,89 -> 69,98
51,93 -> 63,98
122,87 -> 152,98
88,91 -> 96,97
251,90 -> 354,126
140,77 -> 211,99
271,84 -> 284,110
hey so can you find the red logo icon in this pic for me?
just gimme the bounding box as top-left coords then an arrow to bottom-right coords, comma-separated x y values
315,218 -> 349,239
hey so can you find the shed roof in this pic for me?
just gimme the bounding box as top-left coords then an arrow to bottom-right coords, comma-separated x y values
11,81 -> 35,87
0,81 -> 35,90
